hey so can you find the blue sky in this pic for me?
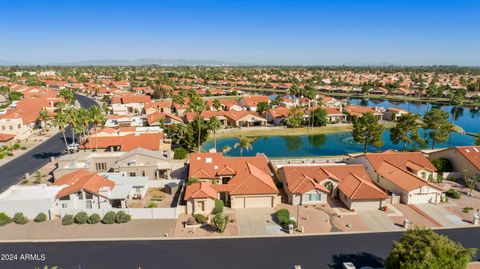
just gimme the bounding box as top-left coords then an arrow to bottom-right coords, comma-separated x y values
0,0 -> 479,65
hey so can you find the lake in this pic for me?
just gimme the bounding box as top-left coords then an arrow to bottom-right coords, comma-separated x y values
202,98 -> 480,157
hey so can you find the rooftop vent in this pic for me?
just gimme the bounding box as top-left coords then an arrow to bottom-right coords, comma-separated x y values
205,157 -> 212,163
474,148 -> 479,153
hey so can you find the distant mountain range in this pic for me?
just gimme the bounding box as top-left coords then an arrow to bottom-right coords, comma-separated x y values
0,58 -> 252,66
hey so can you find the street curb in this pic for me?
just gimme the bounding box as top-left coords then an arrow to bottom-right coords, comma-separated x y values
0,225 -> 478,244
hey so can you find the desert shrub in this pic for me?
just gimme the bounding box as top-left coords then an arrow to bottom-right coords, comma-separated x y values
6,152 -> 13,156
193,214 -> 208,224
115,211 -> 131,224
13,213 -> 29,224
34,213 -> 47,222
101,211 -> 116,224
12,143 -> 21,150
446,188 -> 461,199
0,213 -> 12,226
148,202 -> 157,208
212,199 -> 224,214
275,209 -> 296,229
20,146 -> 27,150
432,158 -> 452,172
87,214 -> 101,224
463,207 -> 474,213
212,213 -> 228,233
173,147 -> 187,160
74,212 -> 89,224
61,214 -> 74,225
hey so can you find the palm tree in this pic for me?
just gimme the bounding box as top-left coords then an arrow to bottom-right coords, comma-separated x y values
77,108 -> 90,143
208,116 -> 222,151
222,145 -> 231,155
234,136 -> 253,157
52,112 -> 69,152
65,108 -> 79,145
38,110 -> 50,133
89,106 -> 105,151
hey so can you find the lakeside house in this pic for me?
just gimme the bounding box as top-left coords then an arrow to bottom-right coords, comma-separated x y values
428,146 -> 480,181
185,152 -> 280,214
348,150 -> 444,204
277,164 -> 388,210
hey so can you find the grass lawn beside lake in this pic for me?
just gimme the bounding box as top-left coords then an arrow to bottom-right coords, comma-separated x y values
213,122 -> 396,139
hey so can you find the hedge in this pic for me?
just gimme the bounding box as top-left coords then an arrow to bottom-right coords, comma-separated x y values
212,199 -> 224,214
101,211 -> 116,224
62,214 -> 74,225
74,212 -> 89,224
0,213 -> 12,226
87,214 -> 101,224
34,213 -> 47,223
115,211 -> 131,224
13,213 -> 29,225
173,147 -> 187,160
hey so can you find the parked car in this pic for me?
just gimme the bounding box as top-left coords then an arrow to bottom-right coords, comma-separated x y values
67,143 -> 79,152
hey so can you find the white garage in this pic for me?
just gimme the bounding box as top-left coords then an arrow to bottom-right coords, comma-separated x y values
231,195 -> 274,208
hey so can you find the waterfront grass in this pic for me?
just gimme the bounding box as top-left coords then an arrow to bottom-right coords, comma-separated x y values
213,122 -> 396,139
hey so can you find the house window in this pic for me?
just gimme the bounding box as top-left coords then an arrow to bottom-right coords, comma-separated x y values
86,201 -> 92,209
85,193 -> 93,199
9,126 -> 13,130
17,124 -> 21,129
61,203 -> 67,208
1,126 -> 4,130
95,163 -> 107,171
308,193 -> 321,201
129,172 -> 136,177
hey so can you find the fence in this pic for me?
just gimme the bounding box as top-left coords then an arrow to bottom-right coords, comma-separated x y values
271,157 -> 347,166
216,126 -> 287,133
60,207 -> 179,219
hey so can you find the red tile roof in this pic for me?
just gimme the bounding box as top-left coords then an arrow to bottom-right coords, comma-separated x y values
53,169 -> 115,198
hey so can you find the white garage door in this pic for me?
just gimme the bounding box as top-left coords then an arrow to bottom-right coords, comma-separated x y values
410,193 -> 436,204
244,196 -> 272,208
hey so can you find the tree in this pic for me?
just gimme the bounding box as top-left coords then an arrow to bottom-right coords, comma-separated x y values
465,176 -> 479,197
212,213 -> 227,233
384,228 -> 476,269
256,101 -> 270,114
212,98 -> 222,111
423,109 -> 453,149
389,113 -> 423,150
52,112 -> 69,152
476,134 -> 480,146
208,116 -> 222,152
59,89 -> 75,105
311,108 -> 328,127
38,110 -> 50,133
234,136 -> 253,156
89,105 -> 105,151
351,112 -> 384,153
285,107 -> 303,130
188,94 -> 207,152
448,87 -> 466,125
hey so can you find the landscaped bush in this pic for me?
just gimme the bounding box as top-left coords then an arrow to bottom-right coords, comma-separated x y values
193,214 -> 208,224
212,199 -> 224,214
101,211 -> 116,224
148,202 -> 157,208
12,143 -> 21,150
34,213 -> 47,222
463,207 -> 474,213
115,211 -> 131,224
74,212 -> 89,224
87,214 -> 101,224
432,158 -> 452,173
275,209 -> 296,229
446,188 -> 461,199
212,213 -> 228,233
20,146 -> 27,150
0,213 -> 12,226
173,147 -> 187,160
61,214 -> 74,225
13,213 -> 29,224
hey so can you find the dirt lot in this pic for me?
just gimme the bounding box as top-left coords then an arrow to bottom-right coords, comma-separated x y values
128,187 -> 174,208
173,212 -> 238,237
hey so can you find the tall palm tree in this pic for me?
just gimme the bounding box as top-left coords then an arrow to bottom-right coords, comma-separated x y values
89,106 -> 106,151
38,110 -> 50,133
188,95 -> 206,152
208,116 -> 222,152
65,108 -> 79,145
52,112 -> 69,152
234,136 -> 253,157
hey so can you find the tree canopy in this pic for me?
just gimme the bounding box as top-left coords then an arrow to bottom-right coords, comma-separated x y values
351,112 -> 384,152
384,228 -> 476,269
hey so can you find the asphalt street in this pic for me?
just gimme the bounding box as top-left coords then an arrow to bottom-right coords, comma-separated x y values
0,227 -> 478,269
0,94 -> 97,192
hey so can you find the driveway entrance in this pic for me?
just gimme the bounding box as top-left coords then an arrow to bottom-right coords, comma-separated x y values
358,210 -> 401,231
414,204 -> 469,227
235,208 -> 283,236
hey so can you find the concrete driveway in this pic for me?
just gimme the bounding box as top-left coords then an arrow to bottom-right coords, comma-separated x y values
415,203 -> 470,227
358,210 -> 401,231
235,208 -> 283,236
